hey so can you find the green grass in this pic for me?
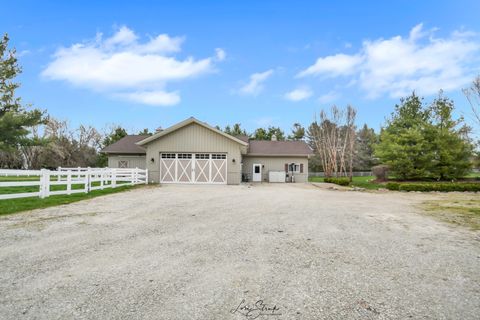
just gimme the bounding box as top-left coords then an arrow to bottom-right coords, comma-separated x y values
0,185 -> 145,216
422,198 -> 480,230
309,176 -> 384,190
309,172 -> 480,190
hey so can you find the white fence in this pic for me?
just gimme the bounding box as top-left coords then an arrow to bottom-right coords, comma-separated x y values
0,167 -> 148,200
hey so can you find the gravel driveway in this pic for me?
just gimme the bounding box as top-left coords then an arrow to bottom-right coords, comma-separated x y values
0,184 -> 479,319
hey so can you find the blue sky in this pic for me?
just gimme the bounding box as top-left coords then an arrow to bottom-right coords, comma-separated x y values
2,1 -> 480,135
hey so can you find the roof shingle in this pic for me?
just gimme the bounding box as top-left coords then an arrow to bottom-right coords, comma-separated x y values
247,140 -> 313,156
101,135 -> 148,154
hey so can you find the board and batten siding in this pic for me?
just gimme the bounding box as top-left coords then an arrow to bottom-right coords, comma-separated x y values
144,123 -> 247,184
242,156 -> 309,183
107,155 -> 147,169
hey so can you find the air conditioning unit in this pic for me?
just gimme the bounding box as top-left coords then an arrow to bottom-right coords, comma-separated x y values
268,171 -> 286,183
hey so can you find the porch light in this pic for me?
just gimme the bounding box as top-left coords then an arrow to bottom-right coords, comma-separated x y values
150,158 -> 155,163
232,158 -> 236,163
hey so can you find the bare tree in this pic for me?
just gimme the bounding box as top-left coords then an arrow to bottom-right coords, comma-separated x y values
311,105 -> 357,180
463,75 -> 480,130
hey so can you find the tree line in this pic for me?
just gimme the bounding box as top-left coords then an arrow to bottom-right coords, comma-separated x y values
1,33 -> 479,179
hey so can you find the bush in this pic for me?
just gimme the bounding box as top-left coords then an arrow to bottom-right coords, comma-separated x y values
372,165 -> 389,181
385,182 -> 400,190
324,177 -> 350,186
385,182 -> 480,192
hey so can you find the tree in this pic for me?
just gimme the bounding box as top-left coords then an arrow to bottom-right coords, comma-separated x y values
463,75 -> 480,130
0,33 -> 44,167
375,93 -> 433,180
288,123 -> 305,140
253,127 -> 268,140
138,128 -> 152,136
309,105 -> 357,180
266,126 -> 285,140
375,92 -> 472,180
428,93 -> 472,180
96,126 -> 128,166
231,123 -> 247,136
354,124 -> 378,170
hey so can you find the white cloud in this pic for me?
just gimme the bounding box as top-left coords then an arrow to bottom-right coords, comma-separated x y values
284,87 -> 313,101
215,48 -> 226,61
42,26 -> 220,106
318,91 -> 339,104
239,69 -> 274,96
297,24 -> 480,98
118,90 -> 180,106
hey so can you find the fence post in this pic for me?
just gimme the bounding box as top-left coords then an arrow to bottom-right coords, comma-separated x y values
67,170 -> 72,195
57,166 -> 61,182
100,170 -> 104,190
145,169 -> 148,185
112,169 -> 117,188
84,168 -> 90,193
40,169 -> 50,198
133,167 -> 138,185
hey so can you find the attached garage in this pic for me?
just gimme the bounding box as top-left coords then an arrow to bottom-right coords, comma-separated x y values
137,118 -> 248,185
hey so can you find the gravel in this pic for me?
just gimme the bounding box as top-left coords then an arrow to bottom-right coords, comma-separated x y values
0,183 -> 479,319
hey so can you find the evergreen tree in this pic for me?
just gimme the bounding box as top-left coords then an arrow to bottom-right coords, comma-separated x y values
354,124 -> 378,170
288,123 -> 305,140
0,34 -> 44,153
428,93 -> 472,179
375,93 -> 434,180
376,92 -> 472,180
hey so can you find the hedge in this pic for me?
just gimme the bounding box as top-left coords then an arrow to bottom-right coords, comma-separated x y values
385,182 -> 480,192
324,177 -> 350,186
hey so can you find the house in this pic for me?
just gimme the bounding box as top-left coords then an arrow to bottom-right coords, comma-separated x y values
101,117 -> 313,184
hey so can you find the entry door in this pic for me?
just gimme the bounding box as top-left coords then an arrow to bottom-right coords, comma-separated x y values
252,164 -> 262,182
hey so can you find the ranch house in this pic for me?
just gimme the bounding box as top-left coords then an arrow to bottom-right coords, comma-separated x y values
101,117 -> 313,184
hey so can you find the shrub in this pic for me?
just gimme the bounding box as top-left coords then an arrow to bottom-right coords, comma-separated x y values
385,182 -> 400,190
372,165 -> 389,181
385,182 -> 480,192
324,177 -> 350,186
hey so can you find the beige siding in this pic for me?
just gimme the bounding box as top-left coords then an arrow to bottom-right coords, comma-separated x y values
242,156 -> 309,183
107,155 -> 146,169
144,123 -> 245,184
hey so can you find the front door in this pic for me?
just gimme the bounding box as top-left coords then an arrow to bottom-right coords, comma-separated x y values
252,164 -> 262,182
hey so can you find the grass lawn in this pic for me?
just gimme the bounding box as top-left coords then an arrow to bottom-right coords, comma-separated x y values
0,185 -> 147,216
421,197 -> 480,230
309,176 -> 384,190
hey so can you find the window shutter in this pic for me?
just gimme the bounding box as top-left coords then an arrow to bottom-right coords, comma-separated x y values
285,163 -> 288,172
300,163 -> 304,173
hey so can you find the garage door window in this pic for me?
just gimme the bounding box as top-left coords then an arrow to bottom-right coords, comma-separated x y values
161,153 -> 176,159
211,154 -> 226,159
195,154 -> 210,159
178,153 -> 192,159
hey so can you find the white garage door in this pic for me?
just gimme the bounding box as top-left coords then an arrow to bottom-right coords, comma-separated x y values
160,153 -> 227,184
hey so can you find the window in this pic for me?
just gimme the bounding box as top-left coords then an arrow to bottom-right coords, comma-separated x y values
195,154 -> 210,159
211,154 -> 226,159
288,163 -> 300,173
177,153 -> 192,159
118,160 -> 128,168
254,165 -> 260,174
161,153 -> 176,159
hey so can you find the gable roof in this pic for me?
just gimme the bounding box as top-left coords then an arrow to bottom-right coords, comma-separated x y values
101,135 -> 148,154
137,117 -> 249,146
247,140 -> 313,156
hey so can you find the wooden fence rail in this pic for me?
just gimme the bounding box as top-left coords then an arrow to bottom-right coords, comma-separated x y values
0,167 -> 148,200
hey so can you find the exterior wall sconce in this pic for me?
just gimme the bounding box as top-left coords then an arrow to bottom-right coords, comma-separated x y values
232,158 -> 236,163
150,158 -> 155,163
